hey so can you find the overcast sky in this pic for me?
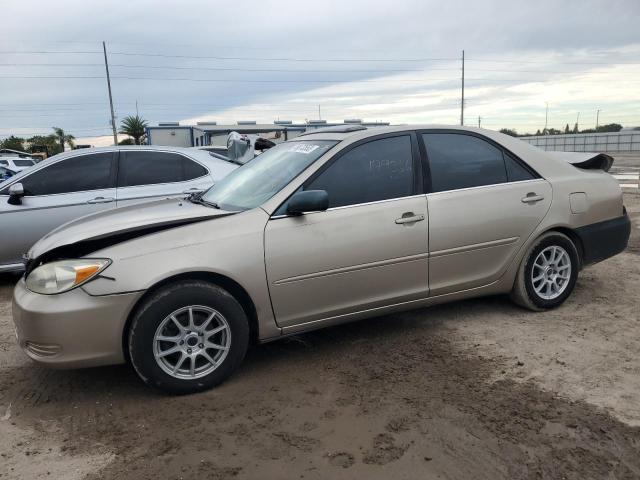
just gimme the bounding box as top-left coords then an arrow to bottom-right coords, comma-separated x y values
1,0 -> 639,146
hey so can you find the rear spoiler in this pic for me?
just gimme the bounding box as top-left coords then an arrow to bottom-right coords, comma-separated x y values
546,151 -> 614,172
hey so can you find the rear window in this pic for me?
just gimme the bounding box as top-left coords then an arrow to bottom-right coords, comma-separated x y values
13,159 -> 35,167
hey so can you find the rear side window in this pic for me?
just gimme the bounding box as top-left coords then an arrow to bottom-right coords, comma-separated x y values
306,135 -> 414,208
13,159 -> 35,167
19,153 -> 115,196
119,151 -> 204,187
183,158 -> 208,180
423,133 -> 507,192
504,152 -> 536,182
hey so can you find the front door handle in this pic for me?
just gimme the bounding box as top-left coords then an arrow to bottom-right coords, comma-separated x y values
521,193 -> 544,204
395,213 -> 425,225
87,196 -> 115,204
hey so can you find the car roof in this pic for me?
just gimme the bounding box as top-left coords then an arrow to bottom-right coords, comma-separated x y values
293,124 -> 491,142
30,145 -> 233,167
0,145 -> 237,191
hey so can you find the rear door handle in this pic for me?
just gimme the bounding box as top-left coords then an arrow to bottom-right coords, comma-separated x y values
87,196 -> 115,204
521,193 -> 544,204
395,213 -> 425,225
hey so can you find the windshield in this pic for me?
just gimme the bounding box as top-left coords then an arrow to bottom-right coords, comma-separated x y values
201,140 -> 337,211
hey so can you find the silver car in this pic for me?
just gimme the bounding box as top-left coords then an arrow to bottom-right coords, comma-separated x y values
0,146 -> 237,272
12,125 -> 630,394
0,156 -> 37,172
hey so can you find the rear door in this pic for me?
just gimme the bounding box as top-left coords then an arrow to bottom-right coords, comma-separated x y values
0,152 -> 117,267
264,132 -> 429,327
116,150 -> 210,206
420,131 -> 552,295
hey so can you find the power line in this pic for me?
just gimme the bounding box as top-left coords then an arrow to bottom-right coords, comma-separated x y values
0,63 -> 461,74
0,50 -> 101,55
2,74 -> 637,85
2,49 -> 638,65
0,75 -> 459,83
108,51 -> 459,62
1,63 -> 636,76
467,58 -> 640,65
0,50 -> 458,62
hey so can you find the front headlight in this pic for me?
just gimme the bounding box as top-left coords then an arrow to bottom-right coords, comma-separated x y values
26,259 -> 111,295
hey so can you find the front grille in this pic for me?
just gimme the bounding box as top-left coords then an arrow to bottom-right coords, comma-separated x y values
25,341 -> 61,357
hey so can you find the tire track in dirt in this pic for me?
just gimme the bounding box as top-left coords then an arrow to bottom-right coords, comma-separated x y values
2,310 -> 639,480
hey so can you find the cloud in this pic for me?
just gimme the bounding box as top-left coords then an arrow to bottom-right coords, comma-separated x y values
1,0 -> 639,143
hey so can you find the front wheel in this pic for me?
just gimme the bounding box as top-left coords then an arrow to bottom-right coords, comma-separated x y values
128,280 -> 249,394
511,232 -> 580,311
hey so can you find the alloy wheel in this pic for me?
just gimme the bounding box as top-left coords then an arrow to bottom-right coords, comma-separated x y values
531,245 -> 572,300
153,305 -> 231,380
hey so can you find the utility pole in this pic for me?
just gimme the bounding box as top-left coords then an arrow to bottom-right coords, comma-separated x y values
478,116 -> 481,128
575,112 -> 580,133
318,104 -> 321,120
460,50 -> 465,126
543,102 -> 549,134
596,109 -> 601,130
102,41 -> 118,145
136,100 -> 139,117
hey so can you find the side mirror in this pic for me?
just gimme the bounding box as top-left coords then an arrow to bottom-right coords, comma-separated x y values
8,182 -> 24,206
287,190 -> 329,216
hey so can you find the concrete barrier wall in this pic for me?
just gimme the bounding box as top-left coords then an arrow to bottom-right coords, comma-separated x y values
520,131 -> 640,152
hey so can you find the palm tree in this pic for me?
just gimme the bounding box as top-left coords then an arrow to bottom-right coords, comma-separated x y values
52,127 -> 75,152
119,115 -> 148,145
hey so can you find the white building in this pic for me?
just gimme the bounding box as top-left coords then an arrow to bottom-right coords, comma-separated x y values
146,119 -> 390,148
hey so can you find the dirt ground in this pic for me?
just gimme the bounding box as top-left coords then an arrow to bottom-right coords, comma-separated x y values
1,183 -> 639,479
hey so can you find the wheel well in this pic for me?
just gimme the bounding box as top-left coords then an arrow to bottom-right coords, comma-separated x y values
121,272 -> 260,362
542,227 -> 585,267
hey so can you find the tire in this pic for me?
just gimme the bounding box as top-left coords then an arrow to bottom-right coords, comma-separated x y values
511,232 -> 580,311
128,280 -> 249,394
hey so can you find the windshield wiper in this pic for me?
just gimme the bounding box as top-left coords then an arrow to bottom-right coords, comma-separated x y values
188,193 -> 220,209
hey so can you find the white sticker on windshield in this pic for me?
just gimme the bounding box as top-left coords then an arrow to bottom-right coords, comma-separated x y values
289,144 -> 320,154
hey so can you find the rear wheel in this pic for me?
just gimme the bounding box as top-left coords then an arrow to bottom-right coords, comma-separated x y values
511,232 -> 580,311
128,280 -> 249,394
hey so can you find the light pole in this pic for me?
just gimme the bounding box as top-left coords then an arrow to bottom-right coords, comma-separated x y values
543,102 -> 549,134
596,109 -> 601,130
102,41 -> 118,145
460,50 -> 465,126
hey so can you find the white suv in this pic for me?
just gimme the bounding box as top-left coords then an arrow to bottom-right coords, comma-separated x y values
0,156 -> 37,172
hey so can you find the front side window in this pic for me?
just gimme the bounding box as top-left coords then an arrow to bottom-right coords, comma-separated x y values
201,140 -> 336,211
19,153 -> 114,196
423,133 -> 508,193
306,135 -> 414,208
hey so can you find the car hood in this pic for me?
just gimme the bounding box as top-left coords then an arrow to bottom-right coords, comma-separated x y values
28,197 -> 235,266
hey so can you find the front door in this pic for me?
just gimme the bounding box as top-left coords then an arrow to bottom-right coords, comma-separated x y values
264,133 -> 429,328
420,131 -> 552,295
0,152 -> 117,267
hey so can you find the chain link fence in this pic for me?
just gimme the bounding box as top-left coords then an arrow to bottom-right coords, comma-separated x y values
520,131 -> 640,152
